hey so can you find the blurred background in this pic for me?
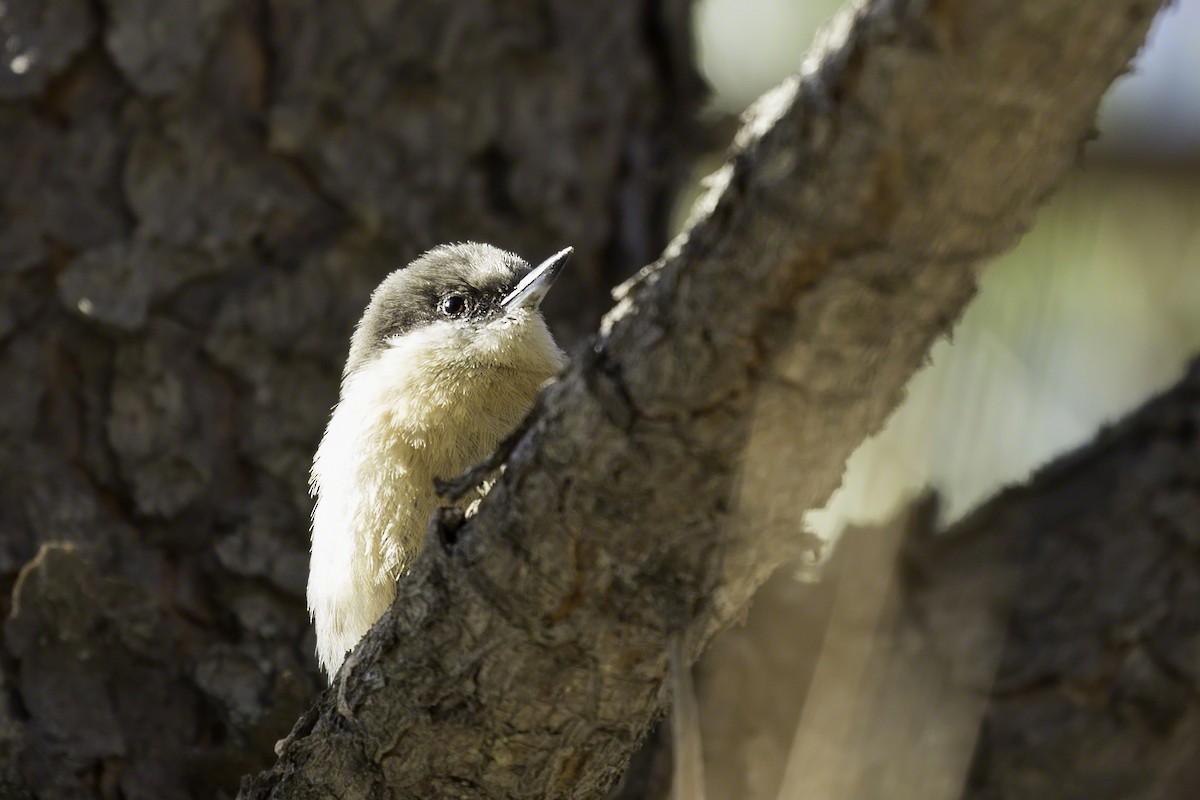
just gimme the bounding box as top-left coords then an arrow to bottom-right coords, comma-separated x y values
689,2 -> 1200,799
696,0 -> 1200,539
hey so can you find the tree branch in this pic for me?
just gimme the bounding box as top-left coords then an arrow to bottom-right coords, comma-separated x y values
769,357 -> 1200,800
241,0 -> 1167,797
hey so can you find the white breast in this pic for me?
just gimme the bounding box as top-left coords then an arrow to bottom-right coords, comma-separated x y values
308,313 -> 564,677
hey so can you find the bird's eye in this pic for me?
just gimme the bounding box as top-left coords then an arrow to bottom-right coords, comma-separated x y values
440,294 -> 467,317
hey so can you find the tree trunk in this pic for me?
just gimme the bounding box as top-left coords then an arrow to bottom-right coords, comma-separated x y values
0,2 -> 701,797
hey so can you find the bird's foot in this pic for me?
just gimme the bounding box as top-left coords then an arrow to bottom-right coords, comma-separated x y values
435,395 -> 543,501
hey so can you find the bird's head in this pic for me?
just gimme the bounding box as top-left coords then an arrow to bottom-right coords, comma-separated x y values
342,242 -> 571,393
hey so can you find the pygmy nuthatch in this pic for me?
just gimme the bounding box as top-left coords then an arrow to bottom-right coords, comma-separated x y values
308,242 -> 571,677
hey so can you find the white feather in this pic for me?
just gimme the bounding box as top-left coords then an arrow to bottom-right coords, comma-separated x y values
308,309 -> 565,677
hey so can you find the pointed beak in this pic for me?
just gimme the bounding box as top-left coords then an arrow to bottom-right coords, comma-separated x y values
501,247 -> 572,312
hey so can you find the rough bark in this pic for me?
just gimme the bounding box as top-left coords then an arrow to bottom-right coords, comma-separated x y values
0,1 -> 701,798
238,1 -> 1169,798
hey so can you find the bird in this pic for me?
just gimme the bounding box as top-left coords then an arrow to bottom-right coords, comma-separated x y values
307,242 -> 571,678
